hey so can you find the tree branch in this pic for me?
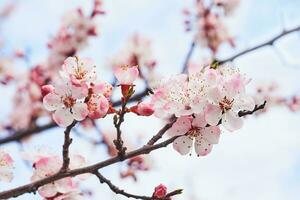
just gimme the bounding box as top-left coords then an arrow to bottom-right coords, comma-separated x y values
182,40 -> 197,73
238,101 -> 267,117
0,102 -> 265,199
94,171 -> 181,200
218,25 -> 300,64
60,121 -> 77,172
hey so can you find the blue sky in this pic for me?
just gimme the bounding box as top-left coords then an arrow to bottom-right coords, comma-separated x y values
0,0 -> 300,199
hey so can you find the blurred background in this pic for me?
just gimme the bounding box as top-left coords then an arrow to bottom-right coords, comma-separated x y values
0,0 -> 300,199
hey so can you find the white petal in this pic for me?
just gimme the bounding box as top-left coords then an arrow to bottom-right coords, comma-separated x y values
194,137 -> 213,156
72,103 -> 88,121
168,116 -> 192,136
203,126 -> 221,144
63,57 -> 78,74
223,111 -> 243,132
55,177 -> 75,194
53,108 -> 74,127
0,169 -> 13,182
207,87 -> 222,104
192,113 -> 207,128
234,95 -> 255,111
38,183 -> 57,198
173,136 -> 193,155
43,93 -> 62,111
205,104 -> 222,126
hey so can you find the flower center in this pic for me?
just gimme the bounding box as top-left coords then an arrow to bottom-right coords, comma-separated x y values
63,96 -> 76,108
187,127 -> 201,138
74,67 -> 87,80
219,96 -> 234,111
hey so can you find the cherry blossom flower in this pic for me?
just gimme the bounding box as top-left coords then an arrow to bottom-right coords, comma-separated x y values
43,79 -> 89,127
169,115 -> 221,156
151,73 -> 207,118
205,83 -> 255,132
114,65 -> 139,85
60,56 -> 97,86
0,149 -> 14,182
23,151 -> 86,199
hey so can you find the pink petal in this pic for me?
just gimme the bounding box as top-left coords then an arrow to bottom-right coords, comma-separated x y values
192,113 -> 207,128
203,126 -> 221,144
53,108 -> 74,127
223,111 -> 243,132
72,103 -> 88,121
168,116 -> 192,136
173,136 -> 193,155
194,138 -> 213,156
43,93 -> 61,111
71,84 -> 88,99
205,104 -> 222,126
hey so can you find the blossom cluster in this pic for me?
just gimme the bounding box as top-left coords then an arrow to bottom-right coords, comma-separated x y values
183,0 -> 238,53
43,56 -> 112,127
151,64 -> 255,156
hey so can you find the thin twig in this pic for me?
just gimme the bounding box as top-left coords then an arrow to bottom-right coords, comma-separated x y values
218,25 -> 300,64
182,40 -> 197,73
94,171 -> 182,200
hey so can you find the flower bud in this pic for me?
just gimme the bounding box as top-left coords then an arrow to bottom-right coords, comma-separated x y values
41,85 -> 55,97
153,184 -> 167,198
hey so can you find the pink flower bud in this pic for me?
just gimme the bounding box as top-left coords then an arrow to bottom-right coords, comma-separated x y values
131,103 -> 154,116
114,65 -> 139,85
153,184 -> 167,198
41,85 -> 55,97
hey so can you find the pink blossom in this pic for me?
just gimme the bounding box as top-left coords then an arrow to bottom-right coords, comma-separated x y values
25,152 -> 87,199
87,94 -> 109,119
0,149 -> 14,182
205,83 -> 255,132
91,82 -> 113,99
60,56 -> 97,86
43,79 -> 89,127
169,114 -> 221,156
114,65 -> 139,85
151,73 -> 207,118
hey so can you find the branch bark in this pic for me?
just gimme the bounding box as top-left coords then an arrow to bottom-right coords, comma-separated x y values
60,121 -> 77,172
0,102 -> 266,199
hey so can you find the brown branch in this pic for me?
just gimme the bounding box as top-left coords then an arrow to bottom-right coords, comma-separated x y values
60,121 -> 77,172
238,101 -> 267,117
113,100 -> 128,159
218,25 -> 300,64
147,117 -> 177,145
0,88 -> 151,146
0,103 -> 264,199
94,171 -> 182,200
